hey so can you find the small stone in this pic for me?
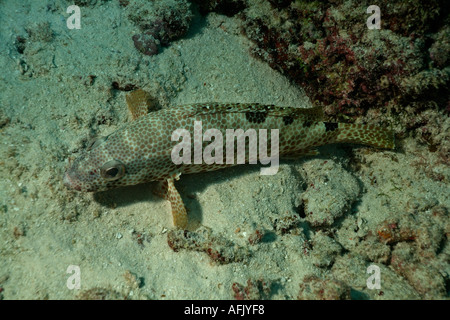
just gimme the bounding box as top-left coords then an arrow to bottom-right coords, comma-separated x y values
132,32 -> 159,56
300,159 -> 360,227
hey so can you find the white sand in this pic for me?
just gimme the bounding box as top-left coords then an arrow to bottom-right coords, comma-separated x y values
0,0 -> 448,299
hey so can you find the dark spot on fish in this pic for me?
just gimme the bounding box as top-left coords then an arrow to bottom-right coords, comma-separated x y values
324,122 -> 338,132
303,120 -> 313,127
245,111 -> 267,124
283,115 -> 294,125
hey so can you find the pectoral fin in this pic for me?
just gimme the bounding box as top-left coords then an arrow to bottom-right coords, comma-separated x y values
155,178 -> 188,229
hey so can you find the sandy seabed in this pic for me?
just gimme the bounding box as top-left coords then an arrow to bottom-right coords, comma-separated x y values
0,0 -> 448,300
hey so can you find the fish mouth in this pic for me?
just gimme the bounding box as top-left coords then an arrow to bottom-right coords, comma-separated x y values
63,171 -> 81,191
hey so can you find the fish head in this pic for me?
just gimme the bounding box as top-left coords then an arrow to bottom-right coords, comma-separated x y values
64,123 -> 176,192
63,135 -> 130,192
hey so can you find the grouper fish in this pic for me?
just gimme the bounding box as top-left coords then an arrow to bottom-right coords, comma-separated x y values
64,89 -> 394,228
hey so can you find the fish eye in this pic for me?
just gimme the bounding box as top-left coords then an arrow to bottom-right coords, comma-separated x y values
100,160 -> 125,181
87,136 -> 107,151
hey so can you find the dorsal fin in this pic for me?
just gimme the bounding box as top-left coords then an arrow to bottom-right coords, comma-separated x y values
188,103 -> 323,121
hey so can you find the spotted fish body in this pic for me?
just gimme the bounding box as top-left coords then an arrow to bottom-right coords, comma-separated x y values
64,91 -> 394,228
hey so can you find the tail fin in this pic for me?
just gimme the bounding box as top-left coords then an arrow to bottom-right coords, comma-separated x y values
335,123 -> 395,149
